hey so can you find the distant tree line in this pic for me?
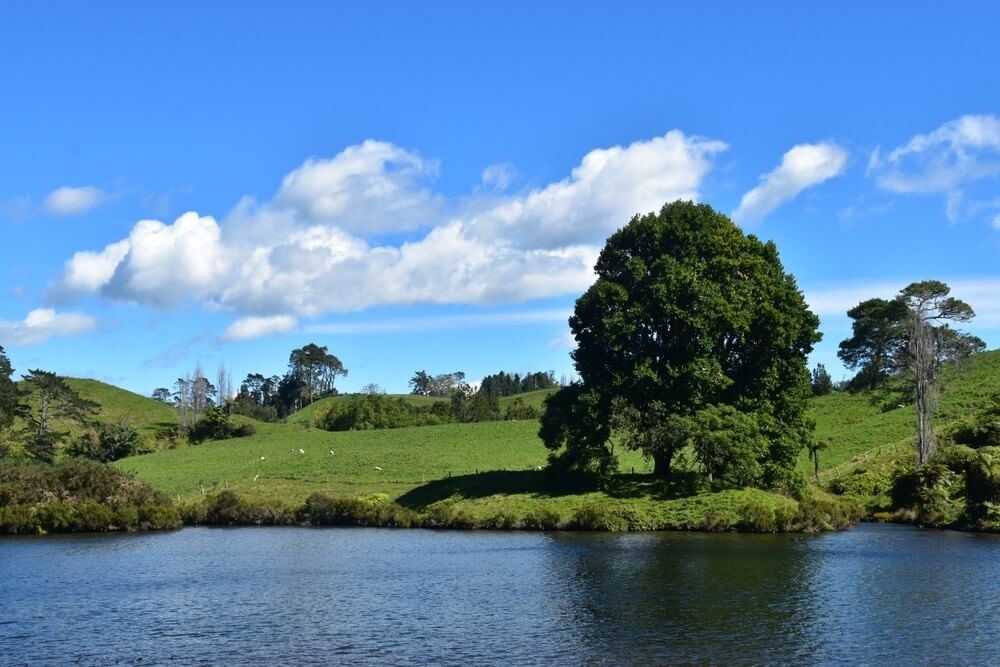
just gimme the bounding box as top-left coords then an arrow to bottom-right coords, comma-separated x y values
479,370 -> 557,397
151,343 -> 348,424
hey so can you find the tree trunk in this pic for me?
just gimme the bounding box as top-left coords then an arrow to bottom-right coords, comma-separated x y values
912,313 -> 938,465
652,450 -> 672,479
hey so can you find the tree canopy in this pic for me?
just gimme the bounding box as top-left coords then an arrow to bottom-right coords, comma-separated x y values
0,346 -> 21,435
287,343 -> 347,406
540,201 -> 821,486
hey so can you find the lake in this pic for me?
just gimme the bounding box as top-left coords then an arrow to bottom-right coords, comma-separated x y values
2,524 -> 998,666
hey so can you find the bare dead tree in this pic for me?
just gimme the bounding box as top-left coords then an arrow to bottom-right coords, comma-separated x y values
898,281 -> 980,465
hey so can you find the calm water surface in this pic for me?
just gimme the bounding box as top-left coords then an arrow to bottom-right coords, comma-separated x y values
2,524 -> 998,666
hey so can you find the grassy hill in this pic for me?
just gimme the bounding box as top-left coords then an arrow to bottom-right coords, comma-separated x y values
107,350 -> 999,530
287,389 -> 558,425
114,419 -> 655,503
16,378 -> 177,439
498,389 -> 556,413
287,393 -> 448,424
801,349 -> 1000,479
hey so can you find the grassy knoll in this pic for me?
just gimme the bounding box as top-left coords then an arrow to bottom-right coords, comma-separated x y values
287,393 -> 448,424
801,349 -> 1000,480
15,378 -> 177,439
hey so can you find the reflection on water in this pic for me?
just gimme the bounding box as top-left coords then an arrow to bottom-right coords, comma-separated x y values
2,524 -> 998,666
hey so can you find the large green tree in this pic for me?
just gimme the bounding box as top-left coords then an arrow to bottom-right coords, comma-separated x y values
0,346 -> 21,433
541,201 -> 821,484
0,347 -> 24,456
837,298 -> 909,391
289,343 -> 347,404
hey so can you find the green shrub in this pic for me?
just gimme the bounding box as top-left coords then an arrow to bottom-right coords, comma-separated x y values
316,395 -> 453,431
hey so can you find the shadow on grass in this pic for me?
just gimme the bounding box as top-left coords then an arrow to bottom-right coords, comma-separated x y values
396,469 -> 703,509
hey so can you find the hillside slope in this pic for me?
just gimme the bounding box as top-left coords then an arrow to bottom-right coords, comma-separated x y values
806,349 -> 1000,478
16,377 -> 176,438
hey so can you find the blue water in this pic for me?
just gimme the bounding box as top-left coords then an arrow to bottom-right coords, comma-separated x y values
2,524 -> 998,666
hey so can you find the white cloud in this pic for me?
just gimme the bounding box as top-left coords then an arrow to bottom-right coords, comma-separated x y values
481,163 -> 518,191
57,240 -> 131,295
305,308 -> 570,335
45,186 -> 108,215
0,308 -> 97,346
869,114 -> 1000,221
275,140 -> 442,235
466,131 -> 727,249
221,315 -> 298,341
733,142 -> 848,224
53,132 -> 725,320
993,213 -> 1000,230
804,277 -> 1000,327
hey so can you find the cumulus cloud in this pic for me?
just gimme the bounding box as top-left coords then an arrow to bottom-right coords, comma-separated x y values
45,186 -> 108,215
221,315 -> 298,341
868,114 -> 1000,221
733,142 -> 848,224
0,308 -> 97,346
56,240 -> 131,295
53,131 -> 725,319
466,131 -> 727,249
275,140 -> 442,235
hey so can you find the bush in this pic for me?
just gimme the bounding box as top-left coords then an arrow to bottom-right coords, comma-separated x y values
189,408 -> 256,443
0,459 -> 181,534
68,417 -> 143,462
503,398 -> 540,421
316,394 -> 453,432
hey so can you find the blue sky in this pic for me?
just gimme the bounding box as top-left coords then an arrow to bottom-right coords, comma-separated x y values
2,3 -> 999,395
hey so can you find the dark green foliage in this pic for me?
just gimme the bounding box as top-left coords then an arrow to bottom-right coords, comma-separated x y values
189,407 -> 256,442
151,387 -> 172,403
20,369 -> 100,462
299,492 -> 418,527
544,201 -> 820,485
480,370 -> 557,397
68,416 -> 143,462
952,395 -> 1000,448
690,405 -> 769,488
288,343 -> 347,405
409,370 -> 467,397
966,447 -> 1000,520
0,459 -> 180,534
503,397 -> 540,420
540,384 -> 612,475
0,346 -> 22,436
810,364 -> 834,396
317,393 -> 453,431
451,389 -> 500,423
838,298 -> 909,391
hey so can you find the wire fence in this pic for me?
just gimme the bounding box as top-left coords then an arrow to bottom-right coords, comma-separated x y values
818,439 -> 912,482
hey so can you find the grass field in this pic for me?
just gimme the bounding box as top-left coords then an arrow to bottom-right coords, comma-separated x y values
287,389 -> 558,425
799,349 -> 1000,478
114,419 -> 654,503
104,350 -> 999,530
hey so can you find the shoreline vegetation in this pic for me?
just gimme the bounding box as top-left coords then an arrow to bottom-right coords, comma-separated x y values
0,460 -> 858,535
3,204 -> 1000,537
